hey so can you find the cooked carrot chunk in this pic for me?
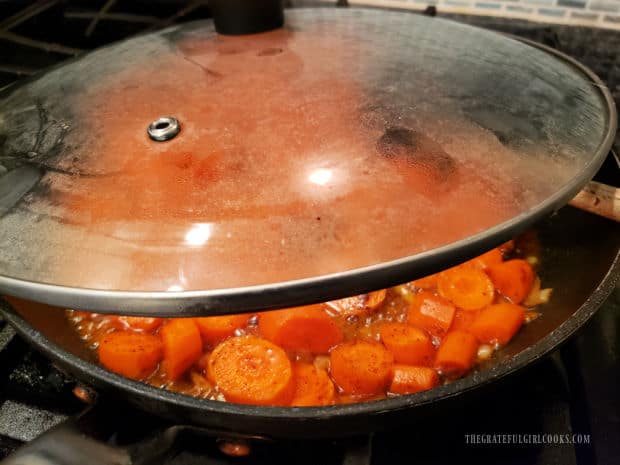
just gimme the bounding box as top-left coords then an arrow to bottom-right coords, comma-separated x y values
327,290 -> 386,317
499,240 -> 515,255
194,314 -> 249,346
437,266 -> 495,310
389,365 -> 439,395
465,248 -> 503,270
207,336 -> 294,406
379,322 -> 435,366
450,309 -> 481,332
117,316 -> 163,332
291,362 -> 336,406
160,319 -> 203,381
412,272 -> 440,290
407,291 -> 456,337
486,259 -> 534,304
469,303 -> 525,344
434,330 -> 478,377
98,331 -> 162,380
259,305 -> 343,353
330,341 -> 394,396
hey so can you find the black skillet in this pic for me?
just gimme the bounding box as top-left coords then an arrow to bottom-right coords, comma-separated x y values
1,204 -> 618,455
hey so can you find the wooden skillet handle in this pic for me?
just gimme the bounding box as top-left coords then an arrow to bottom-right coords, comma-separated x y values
569,181 -> 620,222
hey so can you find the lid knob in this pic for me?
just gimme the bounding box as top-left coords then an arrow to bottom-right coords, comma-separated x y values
147,116 -> 181,142
210,0 -> 284,35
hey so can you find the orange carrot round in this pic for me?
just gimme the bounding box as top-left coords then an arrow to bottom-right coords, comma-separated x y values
434,330 -> 479,377
486,259 -> 534,304
466,248 -> 503,270
117,316 -> 163,332
160,319 -> 203,381
98,331 -> 163,380
412,273 -> 440,290
329,341 -> 394,396
389,365 -> 439,395
207,336 -> 294,406
379,322 -> 435,366
259,305 -> 343,353
194,314 -> 249,346
469,303 -> 525,344
437,266 -> 495,310
499,240 -> 515,255
291,362 -> 336,406
407,291 -> 456,337
326,290 -> 386,317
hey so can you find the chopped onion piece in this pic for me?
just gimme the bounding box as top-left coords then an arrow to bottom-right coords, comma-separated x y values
313,355 -> 330,372
477,344 -> 493,361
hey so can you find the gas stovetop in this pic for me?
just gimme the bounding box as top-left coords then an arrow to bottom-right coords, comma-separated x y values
1,2 -> 619,464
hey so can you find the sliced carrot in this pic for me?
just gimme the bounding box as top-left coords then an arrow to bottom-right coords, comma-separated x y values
207,336 -> 294,405
434,330 -> 479,377
486,259 -> 534,304
117,316 -> 163,332
291,362 -> 336,406
259,305 -> 343,353
407,291 -> 456,337
379,322 -> 435,366
437,266 -> 495,310
450,309 -> 481,332
469,303 -> 525,345
98,331 -> 163,380
329,341 -> 394,396
411,273 -> 440,290
160,319 -> 203,381
499,240 -> 515,255
389,365 -> 439,395
326,290 -> 386,317
465,248 -> 503,270
194,314 -> 249,346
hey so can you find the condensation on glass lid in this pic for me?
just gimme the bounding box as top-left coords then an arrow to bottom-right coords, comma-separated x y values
0,9 -> 612,298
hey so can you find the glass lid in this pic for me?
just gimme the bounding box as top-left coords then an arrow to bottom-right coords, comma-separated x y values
0,9 -> 615,316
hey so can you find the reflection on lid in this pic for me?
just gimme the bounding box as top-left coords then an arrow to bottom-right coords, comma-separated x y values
185,223 -> 213,247
308,168 -> 333,186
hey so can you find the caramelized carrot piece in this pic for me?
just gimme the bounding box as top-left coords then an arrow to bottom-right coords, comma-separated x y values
207,336 -> 294,405
434,330 -> 479,377
389,365 -> 440,395
379,322 -> 435,366
329,341 -> 394,396
465,248 -> 503,270
450,309 -> 481,332
194,314 -> 249,346
486,259 -> 534,304
412,273 -> 440,290
117,316 -> 163,332
259,305 -> 343,353
437,266 -> 495,310
469,303 -> 525,345
291,362 -> 336,406
160,319 -> 203,381
98,331 -> 163,380
407,291 -> 456,337
499,240 -> 515,255
327,290 -> 386,317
